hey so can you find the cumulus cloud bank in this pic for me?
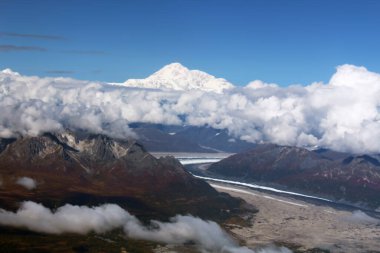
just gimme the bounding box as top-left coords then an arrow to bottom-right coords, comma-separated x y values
2,64 -> 380,153
16,177 -> 37,190
0,201 -> 291,253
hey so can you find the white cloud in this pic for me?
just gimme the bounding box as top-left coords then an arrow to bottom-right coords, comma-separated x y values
0,201 -> 291,253
342,210 -> 380,225
245,80 -> 278,89
124,215 -> 291,253
2,64 -> 380,153
16,177 -> 37,190
0,201 -> 131,234
125,214 -> 235,251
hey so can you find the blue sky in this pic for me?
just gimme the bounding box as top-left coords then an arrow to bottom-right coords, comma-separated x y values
1,0 -> 380,86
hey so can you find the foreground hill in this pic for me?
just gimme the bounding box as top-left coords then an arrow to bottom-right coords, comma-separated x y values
208,144 -> 380,210
0,131 -> 243,219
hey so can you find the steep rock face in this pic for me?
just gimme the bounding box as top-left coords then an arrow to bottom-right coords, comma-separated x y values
208,144 -> 380,209
0,132 -> 242,218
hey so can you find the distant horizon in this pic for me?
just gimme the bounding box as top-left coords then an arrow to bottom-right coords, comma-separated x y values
2,63 -> 380,154
0,61 -> 374,87
1,0 -> 380,86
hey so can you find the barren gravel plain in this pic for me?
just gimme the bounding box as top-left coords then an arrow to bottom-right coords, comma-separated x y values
212,183 -> 380,253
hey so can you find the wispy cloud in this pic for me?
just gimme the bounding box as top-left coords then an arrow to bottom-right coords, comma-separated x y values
62,50 -> 106,55
0,44 -> 47,52
16,177 -> 37,190
46,70 -> 75,74
91,69 -> 102,75
0,201 -> 291,253
0,32 -> 65,41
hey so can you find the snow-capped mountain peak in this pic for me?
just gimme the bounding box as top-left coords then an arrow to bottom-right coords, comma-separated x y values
119,63 -> 233,93
151,62 -> 190,78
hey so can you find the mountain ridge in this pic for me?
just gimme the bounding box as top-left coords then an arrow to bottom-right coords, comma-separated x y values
207,144 -> 380,210
130,123 -> 257,153
0,131 -> 244,219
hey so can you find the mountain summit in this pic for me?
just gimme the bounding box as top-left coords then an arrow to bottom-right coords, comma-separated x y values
121,63 -> 233,93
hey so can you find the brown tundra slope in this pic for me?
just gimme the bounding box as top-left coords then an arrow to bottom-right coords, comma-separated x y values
208,144 -> 380,210
0,131 -> 243,219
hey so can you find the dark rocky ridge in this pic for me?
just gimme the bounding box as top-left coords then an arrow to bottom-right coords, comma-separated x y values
130,123 -> 257,153
208,144 -> 380,210
0,131 -> 244,220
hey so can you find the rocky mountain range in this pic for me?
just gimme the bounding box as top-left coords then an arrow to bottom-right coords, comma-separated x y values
0,131 -> 243,219
130,123 -> 256,153
207,144 -> 380,210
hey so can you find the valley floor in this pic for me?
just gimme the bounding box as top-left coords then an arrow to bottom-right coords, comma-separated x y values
211,182 -> 380,253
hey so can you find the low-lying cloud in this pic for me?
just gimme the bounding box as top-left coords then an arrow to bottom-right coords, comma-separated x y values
16,177 -> 37,190
2,64 -> 380,153
125,215 -> 291,253
0,201 -> 291,253
343,210 -> 380,225
125,214 -> 236,252
0,201 -> 128,234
